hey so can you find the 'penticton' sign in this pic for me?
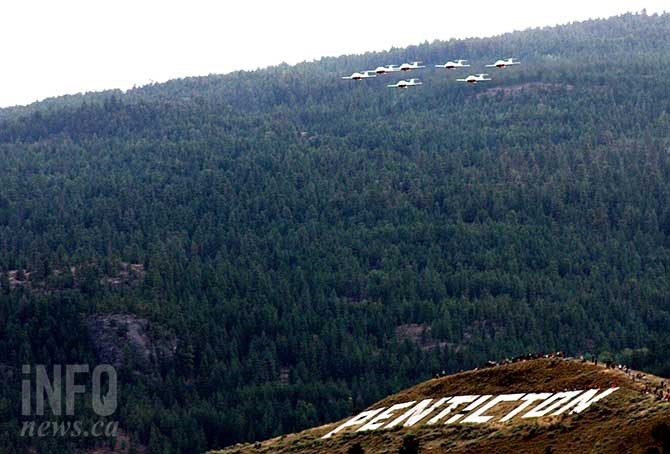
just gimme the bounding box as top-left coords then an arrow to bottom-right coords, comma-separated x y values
322,387 -> 618,439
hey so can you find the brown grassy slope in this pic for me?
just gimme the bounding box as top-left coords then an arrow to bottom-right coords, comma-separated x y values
213,358 -> 670,454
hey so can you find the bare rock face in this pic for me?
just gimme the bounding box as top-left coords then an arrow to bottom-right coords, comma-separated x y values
86,314 -> 177,370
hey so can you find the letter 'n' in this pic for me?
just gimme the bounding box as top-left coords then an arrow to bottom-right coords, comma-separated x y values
552,387 -> 619,415
36,365 -> 61,416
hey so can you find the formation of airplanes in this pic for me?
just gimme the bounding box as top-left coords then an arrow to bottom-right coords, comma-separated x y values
342,58 -> 520,88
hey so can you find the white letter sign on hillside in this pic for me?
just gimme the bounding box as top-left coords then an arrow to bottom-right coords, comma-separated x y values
322,388 -> 619,439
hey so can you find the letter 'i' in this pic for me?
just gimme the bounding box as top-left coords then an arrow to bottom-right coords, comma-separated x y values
22,365 -> 31,416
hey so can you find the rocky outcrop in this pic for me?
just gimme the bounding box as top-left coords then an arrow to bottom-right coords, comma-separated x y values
86,313 -> 177,370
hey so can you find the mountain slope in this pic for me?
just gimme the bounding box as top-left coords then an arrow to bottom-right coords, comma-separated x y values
1,11 -> 670,453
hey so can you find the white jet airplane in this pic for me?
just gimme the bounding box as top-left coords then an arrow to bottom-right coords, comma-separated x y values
486,58 -> 521,68
341,71 -> 377,80
435,59 -> 471,69
372,65 -> 402,75
399,61 -> 426,71
387,78 -> 422,89
456,74 -> 492,84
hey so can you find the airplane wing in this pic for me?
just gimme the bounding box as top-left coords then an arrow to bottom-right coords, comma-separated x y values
485,64 -> 496,67
435,64 -> 446,68
456,79 -> 467,82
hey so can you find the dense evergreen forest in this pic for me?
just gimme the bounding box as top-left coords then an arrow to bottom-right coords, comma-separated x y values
1,11 -> 670,453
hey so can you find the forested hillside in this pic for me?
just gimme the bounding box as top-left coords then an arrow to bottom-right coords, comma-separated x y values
1,11 -> 670,453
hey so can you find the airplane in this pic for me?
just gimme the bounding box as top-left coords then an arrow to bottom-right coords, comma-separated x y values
485,58 -> 521,68
387,78 -> 422,89
399,61 -> 426,71
341,71 -> 377,80
435,59 -> 471,69
371,65 -> 402,75
456,74 -> 492,84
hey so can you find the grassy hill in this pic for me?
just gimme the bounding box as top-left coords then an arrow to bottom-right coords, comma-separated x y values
216,358 -> 670,453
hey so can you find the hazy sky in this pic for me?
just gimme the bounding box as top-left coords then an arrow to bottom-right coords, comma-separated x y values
0,1 -> 666,107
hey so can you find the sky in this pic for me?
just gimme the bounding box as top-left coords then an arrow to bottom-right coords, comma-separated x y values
0,0 -> 667,108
